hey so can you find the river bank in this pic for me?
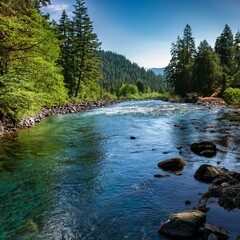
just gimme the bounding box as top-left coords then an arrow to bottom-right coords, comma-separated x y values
0,99 -> 126,136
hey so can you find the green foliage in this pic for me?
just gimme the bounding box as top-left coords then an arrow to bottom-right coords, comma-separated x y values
223,88 -> 240,105
165,25 -> 196,97
0,1 -> 68,122
192,40 -> 222,96
99,50 -> 166,95
58,0 -> 102,98
119,84 -> 138,97
165,24 -> 240,99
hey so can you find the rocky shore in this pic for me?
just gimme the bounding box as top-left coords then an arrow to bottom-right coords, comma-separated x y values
157,140 -> 240,239
0,99 -> 124,136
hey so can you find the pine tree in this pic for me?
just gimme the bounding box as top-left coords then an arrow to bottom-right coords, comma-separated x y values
58,10 -> 75,95
232,31 -> 240,87
164,25 -> 196,97
192,40 -> 222,96
215,25 -> 234,70
215,24 -> 234,91
72,0 -> 102,98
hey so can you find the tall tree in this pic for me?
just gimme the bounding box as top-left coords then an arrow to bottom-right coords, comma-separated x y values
215,24 -> 234,92
72,0 -> 102,98
58,10 -> 75,95
164,24 -> 196,96
232,31 -> 240,87
215,24 -> 234,71
192,40 -> 222,96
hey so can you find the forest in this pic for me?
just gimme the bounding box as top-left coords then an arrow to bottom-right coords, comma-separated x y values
164,24 -> 240,103
0,0 -> 240,123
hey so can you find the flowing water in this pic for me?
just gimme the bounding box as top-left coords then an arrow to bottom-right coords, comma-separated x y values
0,100 -> 239,239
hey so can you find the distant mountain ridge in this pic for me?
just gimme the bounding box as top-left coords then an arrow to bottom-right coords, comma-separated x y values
151,67 -> 165,76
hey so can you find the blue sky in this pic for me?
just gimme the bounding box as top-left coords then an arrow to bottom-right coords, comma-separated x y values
43,0 -> 240,68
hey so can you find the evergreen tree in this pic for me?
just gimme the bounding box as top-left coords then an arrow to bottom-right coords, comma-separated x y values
72,0 -> 102,98
58,10 -> 75,95
165,25 -> 196,96
215,24 -> 234,71
215,24 -> 234,91
192,40 -> 222,96
99,50 -> 165,95
232,31 -> 240,87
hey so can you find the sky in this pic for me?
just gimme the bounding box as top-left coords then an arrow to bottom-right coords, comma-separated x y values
43,0 -> 240,68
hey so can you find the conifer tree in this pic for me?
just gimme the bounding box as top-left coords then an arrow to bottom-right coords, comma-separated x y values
232,31 -> 240,87
164,24 -> 196,96
192,40 -> 222,96
214,24 -> 234,92
72,0 -> 102,98
58,10 -> 75,95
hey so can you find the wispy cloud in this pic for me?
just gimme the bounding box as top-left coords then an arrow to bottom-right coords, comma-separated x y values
42,3 -> 72,21
46,4 -> 69,12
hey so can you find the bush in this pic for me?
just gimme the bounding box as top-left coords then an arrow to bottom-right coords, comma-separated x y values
223,88 -> 240,105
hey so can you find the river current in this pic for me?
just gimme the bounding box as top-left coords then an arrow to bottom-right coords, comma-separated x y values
0,100 -> 239,239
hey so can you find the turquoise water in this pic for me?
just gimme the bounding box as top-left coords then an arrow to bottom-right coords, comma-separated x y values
0,100 -> 239,239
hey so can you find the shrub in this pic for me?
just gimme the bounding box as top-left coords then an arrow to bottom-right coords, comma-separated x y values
223,88 -> 240,105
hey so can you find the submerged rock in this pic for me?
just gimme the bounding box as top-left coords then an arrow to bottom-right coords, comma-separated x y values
191,141 -> 217,158
194,164 -> 220,183
154,173 -> 170,178
158,210 -> 206,239
157,158 -> 186,172
202,223 -> 229,240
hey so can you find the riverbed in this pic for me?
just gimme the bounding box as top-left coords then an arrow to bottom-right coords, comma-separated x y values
0,100 -> 239,239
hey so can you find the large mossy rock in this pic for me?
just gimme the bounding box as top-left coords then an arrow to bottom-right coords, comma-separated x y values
157,158 -> 186,172
158,210 -> 206,239
191,141 -> 217,158
194,164 -> 220,183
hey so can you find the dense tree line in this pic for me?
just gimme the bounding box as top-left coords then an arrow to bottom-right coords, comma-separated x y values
165,24 -> 240,98
99,50 -> 165,96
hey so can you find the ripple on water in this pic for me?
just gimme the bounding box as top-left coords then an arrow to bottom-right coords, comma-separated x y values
0,100 -> 239,239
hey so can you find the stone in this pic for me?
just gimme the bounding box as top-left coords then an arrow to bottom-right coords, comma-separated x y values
191,141 -> 217,158
194,164 -> 220,183
154,173 -> 170,178
218,188 -> 240,210
203,223 -> 229,240
158,158 -> 186,172
158,210 -> 206,238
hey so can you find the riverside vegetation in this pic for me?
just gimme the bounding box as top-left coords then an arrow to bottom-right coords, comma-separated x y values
0,0 -> 240,127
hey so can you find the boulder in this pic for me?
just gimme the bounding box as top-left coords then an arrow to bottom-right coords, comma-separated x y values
203,223 -> 229,240
158,158 -> 186,172
158,210 -> 206,238
194,164 -> 220,183
218,188 -> 240,210
191,141 -> 217,158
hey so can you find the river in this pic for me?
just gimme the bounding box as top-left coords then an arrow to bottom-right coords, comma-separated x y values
0,100 -> 239,239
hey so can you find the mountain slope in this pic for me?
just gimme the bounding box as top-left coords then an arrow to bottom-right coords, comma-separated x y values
99,50 -> 165,93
